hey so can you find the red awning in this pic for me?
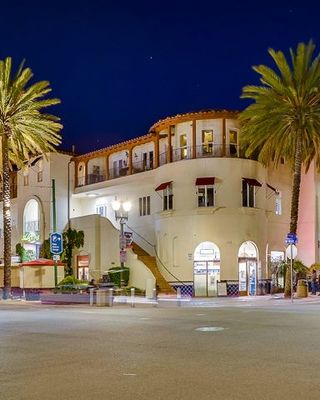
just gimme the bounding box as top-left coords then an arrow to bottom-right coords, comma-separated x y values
267,183 -> 278,193
242,178 -> 262,187
21,258 -> 64,267
155,181 -> 172,191
195,177 -> 215,186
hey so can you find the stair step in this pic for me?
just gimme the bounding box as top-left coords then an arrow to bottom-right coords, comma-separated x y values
132,242 -> 175,294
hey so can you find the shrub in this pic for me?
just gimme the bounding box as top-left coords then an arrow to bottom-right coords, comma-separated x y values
108,266 -> 129,287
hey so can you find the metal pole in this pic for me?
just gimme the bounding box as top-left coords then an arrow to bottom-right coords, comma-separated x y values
290,244 -> 293,303
120,217 -> 124,288
52,179 -> 58,286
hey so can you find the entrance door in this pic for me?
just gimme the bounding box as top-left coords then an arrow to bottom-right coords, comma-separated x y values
194,261 -> 220,296
238,260 -> 257,296
78,267 -> 89,281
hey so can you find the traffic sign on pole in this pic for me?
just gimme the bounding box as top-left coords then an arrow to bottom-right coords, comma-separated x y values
285,244 -> 298,259
50,232 -> 63,255
285,232 -> 298,245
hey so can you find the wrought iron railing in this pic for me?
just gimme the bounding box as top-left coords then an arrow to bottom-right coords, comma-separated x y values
75,143 -> 250,188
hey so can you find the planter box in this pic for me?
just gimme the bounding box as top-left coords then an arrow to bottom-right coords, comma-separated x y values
40,293 -> 92,305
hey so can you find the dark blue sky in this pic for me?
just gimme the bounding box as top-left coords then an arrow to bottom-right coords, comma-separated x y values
1,0 -> 319,153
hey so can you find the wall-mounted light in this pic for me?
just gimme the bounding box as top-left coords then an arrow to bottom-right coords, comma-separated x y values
87,193 -> 99,198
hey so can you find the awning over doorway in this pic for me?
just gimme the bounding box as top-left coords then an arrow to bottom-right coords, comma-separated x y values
155,181 -> 172,191
195,177 -> 215,186
242,177 -> 262,187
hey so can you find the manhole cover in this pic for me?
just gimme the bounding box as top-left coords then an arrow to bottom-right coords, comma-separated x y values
195,326 -> 224,332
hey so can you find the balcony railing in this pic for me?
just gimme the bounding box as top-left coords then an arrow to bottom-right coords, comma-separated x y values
76,143 -> 250,188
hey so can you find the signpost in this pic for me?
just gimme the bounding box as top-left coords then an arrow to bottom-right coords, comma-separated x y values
50,230 -> 63,286
285,233 -> 298,303
50,232 -> 63,255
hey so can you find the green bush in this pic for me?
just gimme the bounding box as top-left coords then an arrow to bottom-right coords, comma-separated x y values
58,275 -> 87,286
54,275 -> 88,293
108,266 -> 130,287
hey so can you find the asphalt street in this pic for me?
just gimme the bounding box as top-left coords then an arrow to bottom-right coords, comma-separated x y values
1,299 -> 320,400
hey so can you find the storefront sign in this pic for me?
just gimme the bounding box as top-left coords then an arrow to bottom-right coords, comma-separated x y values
77,255 -> 89,267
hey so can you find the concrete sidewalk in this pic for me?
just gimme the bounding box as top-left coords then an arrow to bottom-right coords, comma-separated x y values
2,293 -> 320,308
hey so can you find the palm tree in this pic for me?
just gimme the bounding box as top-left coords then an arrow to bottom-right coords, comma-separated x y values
240,41 -> 320,297
0,57 -> 62,299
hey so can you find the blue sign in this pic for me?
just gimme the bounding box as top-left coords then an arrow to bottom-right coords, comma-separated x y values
50,232 -> 63,254
285,232 -> 298,245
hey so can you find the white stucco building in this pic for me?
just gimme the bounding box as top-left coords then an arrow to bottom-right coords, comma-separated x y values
1,109 -> 319,296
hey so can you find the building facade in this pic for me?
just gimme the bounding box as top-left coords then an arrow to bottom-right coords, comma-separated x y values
1,110 -> 319,296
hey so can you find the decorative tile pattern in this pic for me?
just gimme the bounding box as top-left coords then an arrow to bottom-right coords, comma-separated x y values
171,283 -> 193,297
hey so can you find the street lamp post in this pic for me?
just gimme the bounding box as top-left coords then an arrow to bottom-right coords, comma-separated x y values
111,199 -> 132,288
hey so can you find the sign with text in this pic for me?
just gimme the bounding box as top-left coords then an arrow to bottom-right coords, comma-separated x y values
285,232 -> 298,245
50,232 -> 63,255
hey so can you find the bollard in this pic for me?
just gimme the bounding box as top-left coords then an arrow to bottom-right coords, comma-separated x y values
131,287 -> 135,308
108,288 -> 113,307
89,288 -> 94,306
176,287 -> 181,307
153,288 -> 158,307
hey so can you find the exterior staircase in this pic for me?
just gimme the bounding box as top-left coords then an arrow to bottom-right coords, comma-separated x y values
132,242 -> 175,294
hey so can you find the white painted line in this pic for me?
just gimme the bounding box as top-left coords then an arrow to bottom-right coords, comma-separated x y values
123,373 -> 137,376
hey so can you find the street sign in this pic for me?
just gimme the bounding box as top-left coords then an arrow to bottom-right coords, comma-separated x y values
286,244 -> 298,259
52,254 -> 60,261
285,232 -> 298,245
50,232 -> 63,255
120,250 -> 127,263
124,231 -> 133,248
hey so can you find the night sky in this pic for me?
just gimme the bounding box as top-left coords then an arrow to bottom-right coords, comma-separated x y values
1,0 -> 320,154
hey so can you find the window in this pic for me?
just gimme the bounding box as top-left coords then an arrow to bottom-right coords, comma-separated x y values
275,192 -> 282,215
96,204 -> 107,218
197,185 -> 214,207
155,181 -> 173,211
163,184 -> 173,211
242,178 -> 261,208
196,177 -> 215,207
37,159 -> 43,183
180,134 -> 187,159
139,196 -> 151,216
202,130 -> 214,154
24,173 -> 29,186
229,130 -> 238,156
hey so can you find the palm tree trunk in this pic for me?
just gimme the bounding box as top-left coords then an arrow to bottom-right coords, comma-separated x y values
284,130 -> 303,298
2,129 -> 11,299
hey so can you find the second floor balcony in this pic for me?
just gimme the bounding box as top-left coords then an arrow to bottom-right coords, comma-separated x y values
76,143 -> 250,188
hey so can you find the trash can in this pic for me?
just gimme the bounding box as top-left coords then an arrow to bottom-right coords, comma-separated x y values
297,279 -> 308,298
96,289 -> 107,306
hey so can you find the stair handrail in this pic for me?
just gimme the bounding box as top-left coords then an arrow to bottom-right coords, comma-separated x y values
125,223 -> 190,287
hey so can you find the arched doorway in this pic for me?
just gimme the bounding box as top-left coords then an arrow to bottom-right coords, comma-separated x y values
23,198 -> 42,260
238,241 -> 258,296
193,241 -> 220,297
